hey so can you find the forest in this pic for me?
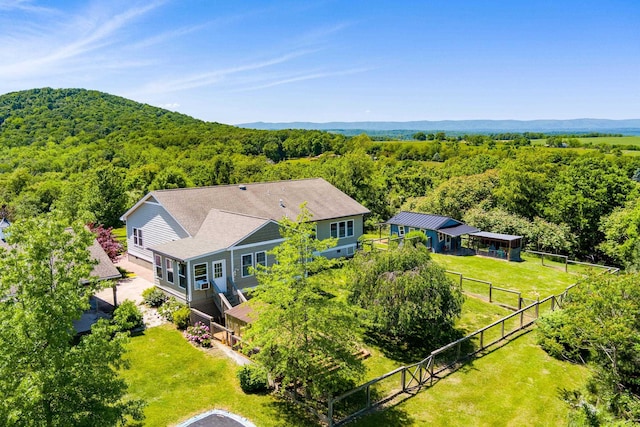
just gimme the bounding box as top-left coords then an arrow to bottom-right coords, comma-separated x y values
1,88 -> 640,269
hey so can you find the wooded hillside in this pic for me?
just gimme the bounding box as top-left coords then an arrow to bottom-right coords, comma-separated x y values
1,88 -> 639,266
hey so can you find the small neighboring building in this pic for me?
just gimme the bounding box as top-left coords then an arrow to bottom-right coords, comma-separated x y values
385,211 -> 479,254
467,231 -> 523,262
120,178 -> 370,318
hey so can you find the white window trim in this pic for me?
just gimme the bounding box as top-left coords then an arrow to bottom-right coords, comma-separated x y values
255,251 -> 267,268
194,262 -> 208,286
154,254 -> 163,279
133,227 -> 144,247
178,263 -> 186,289
241,253 -> 253,278
398,226 -> 405,236
165,258 -> 174,284
330,219 -> 355,239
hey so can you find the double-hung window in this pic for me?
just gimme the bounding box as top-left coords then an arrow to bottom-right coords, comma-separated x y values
194,263 -> 209,289
255,251 -> 267,268
178,263 -> 186,289
165,258 -> 174,283
154,254 -> 163,279
330,219 -> 355,239
241,254 -> 253,277
133,228 -> 143,247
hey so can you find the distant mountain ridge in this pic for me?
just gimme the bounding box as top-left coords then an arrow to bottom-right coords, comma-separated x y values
239,119 -> 640,134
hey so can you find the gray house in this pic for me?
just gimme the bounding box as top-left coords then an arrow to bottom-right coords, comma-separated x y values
120,178 -> 370,318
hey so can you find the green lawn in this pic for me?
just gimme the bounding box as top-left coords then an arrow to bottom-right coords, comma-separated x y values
431,253 -> 581,300
351,332 -> 588,427
120,324 -> 315,427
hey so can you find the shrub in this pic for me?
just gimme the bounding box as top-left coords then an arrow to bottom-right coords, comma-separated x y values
185,322 -> 212,347
237,364 -> 269,393
405,230 -> 427,247
142,287 -> 167,307
172,306 -> 191,330
157,297 -> 184,322
112,300 -> 144,332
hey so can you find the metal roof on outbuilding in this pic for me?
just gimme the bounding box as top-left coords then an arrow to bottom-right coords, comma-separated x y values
439,224 -> 480,237
470,231 -> 522,241
385,211 -> 456,230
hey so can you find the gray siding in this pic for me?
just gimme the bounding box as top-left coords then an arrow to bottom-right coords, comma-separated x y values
126,201 -> 189,262
235,222 -> 281,246
188,252 -> 233,305
231,243 -> 278,290
153,256 -> 188,301
316,215 -> 364,247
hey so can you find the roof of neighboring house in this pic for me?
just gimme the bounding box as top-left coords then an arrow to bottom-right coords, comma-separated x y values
470,231 -> 522,242
150,210 -> 276,262
0,217 -> 9,228
121,178 -> 370,236
87,239 -> 122,281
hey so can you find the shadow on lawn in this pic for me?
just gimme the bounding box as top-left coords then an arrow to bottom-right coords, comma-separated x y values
364,327 -> 467,365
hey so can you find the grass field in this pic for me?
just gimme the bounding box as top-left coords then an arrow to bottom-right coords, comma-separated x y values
120,254 -> 587,426
352,332 -> 588,427
431,253 -> 584,300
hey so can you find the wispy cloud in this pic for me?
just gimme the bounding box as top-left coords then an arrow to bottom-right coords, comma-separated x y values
0,0 -> 55,13
0,1 -> 166,79
137,49 -> 321,94
233,67 -> 371,92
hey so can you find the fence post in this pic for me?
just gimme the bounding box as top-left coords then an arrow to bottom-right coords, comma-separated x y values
520,309 -> 524,328
366,385 -> 371,410
480,330 -> 484,350
535,298 -> 539,318
327,396 -> 334,427
501,319 -> 505,338
489,283 -> 493,303
401,367 -> 406,392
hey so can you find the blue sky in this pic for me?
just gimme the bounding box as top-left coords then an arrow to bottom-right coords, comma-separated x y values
0,0 -> 638,124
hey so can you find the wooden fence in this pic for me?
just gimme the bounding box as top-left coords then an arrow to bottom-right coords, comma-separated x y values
446,270 -> 523,310
326,292 -> 565,426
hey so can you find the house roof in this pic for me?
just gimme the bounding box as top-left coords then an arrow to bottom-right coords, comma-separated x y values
121,178 -> 370,236
87,239 -> 122,281
386,211 -> 458,230
149,210 -> 276,262
470,231 -> 522,242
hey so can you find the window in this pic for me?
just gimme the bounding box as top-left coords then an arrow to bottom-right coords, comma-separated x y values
398,226 -> 405,236
241,254 -> 253,277
165,258 -> 174,283
194,263 -> 208,283
256,251 -> 267,268
133,228 -> 143,247
438,232 -> 444,242
213,261 -> 223,279
330,220 -> 355,239
154,254 -> 163,279
178,263 -> 186,289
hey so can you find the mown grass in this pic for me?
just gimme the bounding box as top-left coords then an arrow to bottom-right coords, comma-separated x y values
351,332 -> 588,427
121,255 -> 586,426
120,324 -> 315,427
431,253 -> 582,300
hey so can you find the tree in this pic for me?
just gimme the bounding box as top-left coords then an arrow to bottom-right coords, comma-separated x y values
244,205 -> 365,399
0,214 -> 144,426
85,164 -> 128,228
348,246 -> 464,350
89,223 -> 124,262
599,197 -> 640,270
413,132 -> 427,141
537,273 -> 640,424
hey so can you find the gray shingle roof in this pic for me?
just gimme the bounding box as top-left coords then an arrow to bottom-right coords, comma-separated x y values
149,210 -> 274,261
125,178 -> 369,236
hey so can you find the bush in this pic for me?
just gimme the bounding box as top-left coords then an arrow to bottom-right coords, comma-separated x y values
157,297 -> 184,322
172,306 -> 191,330
112,300 -> 144,332
185,322 -> 212,347
142,287 -> 167,307
237,364 -> 269,393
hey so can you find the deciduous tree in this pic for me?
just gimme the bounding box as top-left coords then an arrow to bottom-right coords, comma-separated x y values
244,205 -> 365,399
0,214 -> 144,426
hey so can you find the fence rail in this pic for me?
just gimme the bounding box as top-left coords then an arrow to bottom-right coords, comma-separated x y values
446,270 -> 523,310
327,293 -> 564,426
